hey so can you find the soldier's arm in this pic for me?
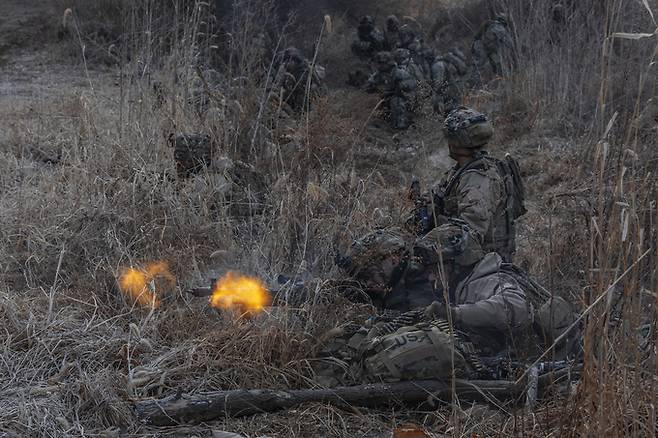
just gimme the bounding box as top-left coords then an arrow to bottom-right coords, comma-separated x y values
452,280 -> 532,332
365,72 -> 379,93
430,61 -> 446,88
455,170 -> 501,244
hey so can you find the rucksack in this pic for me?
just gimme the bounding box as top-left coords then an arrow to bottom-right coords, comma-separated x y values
500,264 -> 581,358
494,154 -> 527,223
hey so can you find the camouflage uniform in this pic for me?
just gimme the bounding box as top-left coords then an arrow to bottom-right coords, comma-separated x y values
398,25 -> 427,72
419,47 -> 437,80
427,251 -> 534,354
351,15 -> 385,59
274,47 -> 324,112
415,223 -> 532,354
366,51 -> 396,94
324,223 -> 544,386
384,15 -> 402,50
471,15 -> 515,84
339,228 -> 440,312
366,51 -> 417,130
430,108 -> 522,262
430,48 -> 468,115
390,50 -> 420,130
393,48 -> 424,82
398,25 -> 421,52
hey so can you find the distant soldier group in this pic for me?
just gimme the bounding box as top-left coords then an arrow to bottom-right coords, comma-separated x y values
350,13 -> 516,129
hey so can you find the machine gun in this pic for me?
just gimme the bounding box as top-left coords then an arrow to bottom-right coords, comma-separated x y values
187,276 -> 371,307
480,355 -> 578,380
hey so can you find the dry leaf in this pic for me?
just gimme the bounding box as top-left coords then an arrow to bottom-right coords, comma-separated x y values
393,426 -> 429,438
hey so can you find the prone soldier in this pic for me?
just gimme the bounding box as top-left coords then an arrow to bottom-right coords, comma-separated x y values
322,222 -> 578,386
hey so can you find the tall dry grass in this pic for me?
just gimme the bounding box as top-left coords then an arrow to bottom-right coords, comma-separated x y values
1,0 -> 657,436
494,0 -> 658,435
0,1 -> 403,435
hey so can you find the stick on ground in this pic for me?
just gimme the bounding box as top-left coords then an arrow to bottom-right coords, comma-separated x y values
135,379 -> 526,426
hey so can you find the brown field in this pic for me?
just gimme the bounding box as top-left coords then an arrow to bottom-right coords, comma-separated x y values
0,0 -> 657,436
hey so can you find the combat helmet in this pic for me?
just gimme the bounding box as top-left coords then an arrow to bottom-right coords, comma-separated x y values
338,228 -> 413,287
359,15 -> 375,30
414,221 -> 485,267
386,15 -> 400,32
442,107 -> 494,148
283,47 -> 303,62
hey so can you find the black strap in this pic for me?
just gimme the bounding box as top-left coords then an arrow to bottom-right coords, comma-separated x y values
439,152 -> 494,199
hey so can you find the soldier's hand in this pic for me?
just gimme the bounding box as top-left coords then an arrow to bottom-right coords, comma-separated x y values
413,239 -> 439,265
424,300 -> 448,320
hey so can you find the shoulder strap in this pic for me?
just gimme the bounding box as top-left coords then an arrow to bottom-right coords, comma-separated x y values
441,152 -> 491,197
495,154 -> 527,216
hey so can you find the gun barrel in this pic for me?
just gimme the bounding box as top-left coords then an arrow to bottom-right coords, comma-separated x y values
187,287 -> 213,297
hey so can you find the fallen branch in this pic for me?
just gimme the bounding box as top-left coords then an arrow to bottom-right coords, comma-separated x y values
136,378 -> 534,426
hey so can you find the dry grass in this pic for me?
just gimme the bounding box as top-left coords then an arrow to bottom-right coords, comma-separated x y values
0,0 -> 657,436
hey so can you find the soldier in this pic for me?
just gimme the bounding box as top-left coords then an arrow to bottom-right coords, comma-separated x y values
274,47 -> 324,112
386,49 -> 421,130
366,50 -> 418,130
413,223 -> 534,355
366,51 -> 396,123
365,51 -> 396,95
471,14 -> 515,84
430,48 -> 469,115
398,24 -> 420,51
340,223 -> 533,338
322,222 -> 576,386
392,48 -> 424,82
412,107 -> 526,262
419,46 -> 437,80
383,15 -> 402,50
351,15 -> 385,60
337,227 -> 441,312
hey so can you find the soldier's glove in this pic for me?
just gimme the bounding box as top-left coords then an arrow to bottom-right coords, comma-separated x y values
424,301 -> 448,321
413,240 -> 439,265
